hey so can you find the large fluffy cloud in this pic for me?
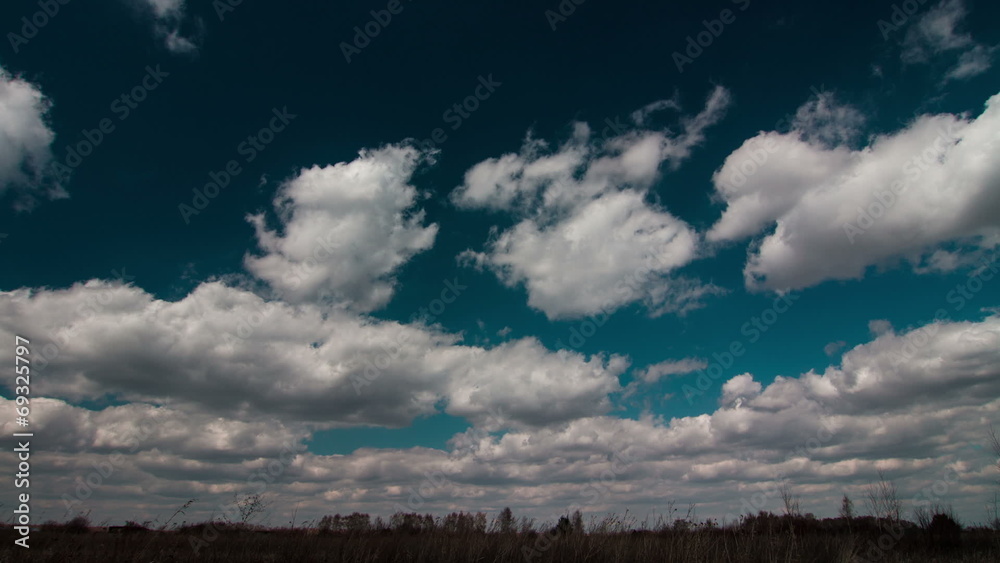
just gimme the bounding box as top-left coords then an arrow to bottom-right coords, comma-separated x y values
0,65 -> 64,209
454,87 -> 731,320
709,90 -> 1000,291
245,144 -> 439,312
0,279 -> 625,430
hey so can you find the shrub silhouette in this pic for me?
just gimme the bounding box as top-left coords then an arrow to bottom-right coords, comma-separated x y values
65,515 -> 91,534
927,513 -> 962,549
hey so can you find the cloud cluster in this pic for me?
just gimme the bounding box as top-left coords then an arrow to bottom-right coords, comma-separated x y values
901,0 -> 995,82
5,312 -> 997,525
709,90 -> 1000,291
5,15 -> 998,527
454,87 -> 732,319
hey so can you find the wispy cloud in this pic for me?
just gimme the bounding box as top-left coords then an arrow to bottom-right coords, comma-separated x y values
901,0 -> 995,82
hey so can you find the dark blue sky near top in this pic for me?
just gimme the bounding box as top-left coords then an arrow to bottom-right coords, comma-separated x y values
2,0 -> 999,453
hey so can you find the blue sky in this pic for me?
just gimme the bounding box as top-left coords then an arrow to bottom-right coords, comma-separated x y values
1,0 -> 999,527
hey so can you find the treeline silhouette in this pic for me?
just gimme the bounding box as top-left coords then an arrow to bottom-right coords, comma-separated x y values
7,505 -> 998,562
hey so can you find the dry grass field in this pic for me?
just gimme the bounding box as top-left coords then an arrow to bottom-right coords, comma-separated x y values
2,509 -> 998,562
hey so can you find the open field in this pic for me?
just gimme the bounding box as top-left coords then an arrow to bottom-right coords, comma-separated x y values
3,513 -> 998,562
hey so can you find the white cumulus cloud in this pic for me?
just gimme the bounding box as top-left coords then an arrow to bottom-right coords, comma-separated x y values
454,87 -> 732,319
709,90 -> 1000,292
0,65 -> 65,209
245,144 -> 439,312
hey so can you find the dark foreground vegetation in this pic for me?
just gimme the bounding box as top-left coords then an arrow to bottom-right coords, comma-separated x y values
2,509 -> 999,563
